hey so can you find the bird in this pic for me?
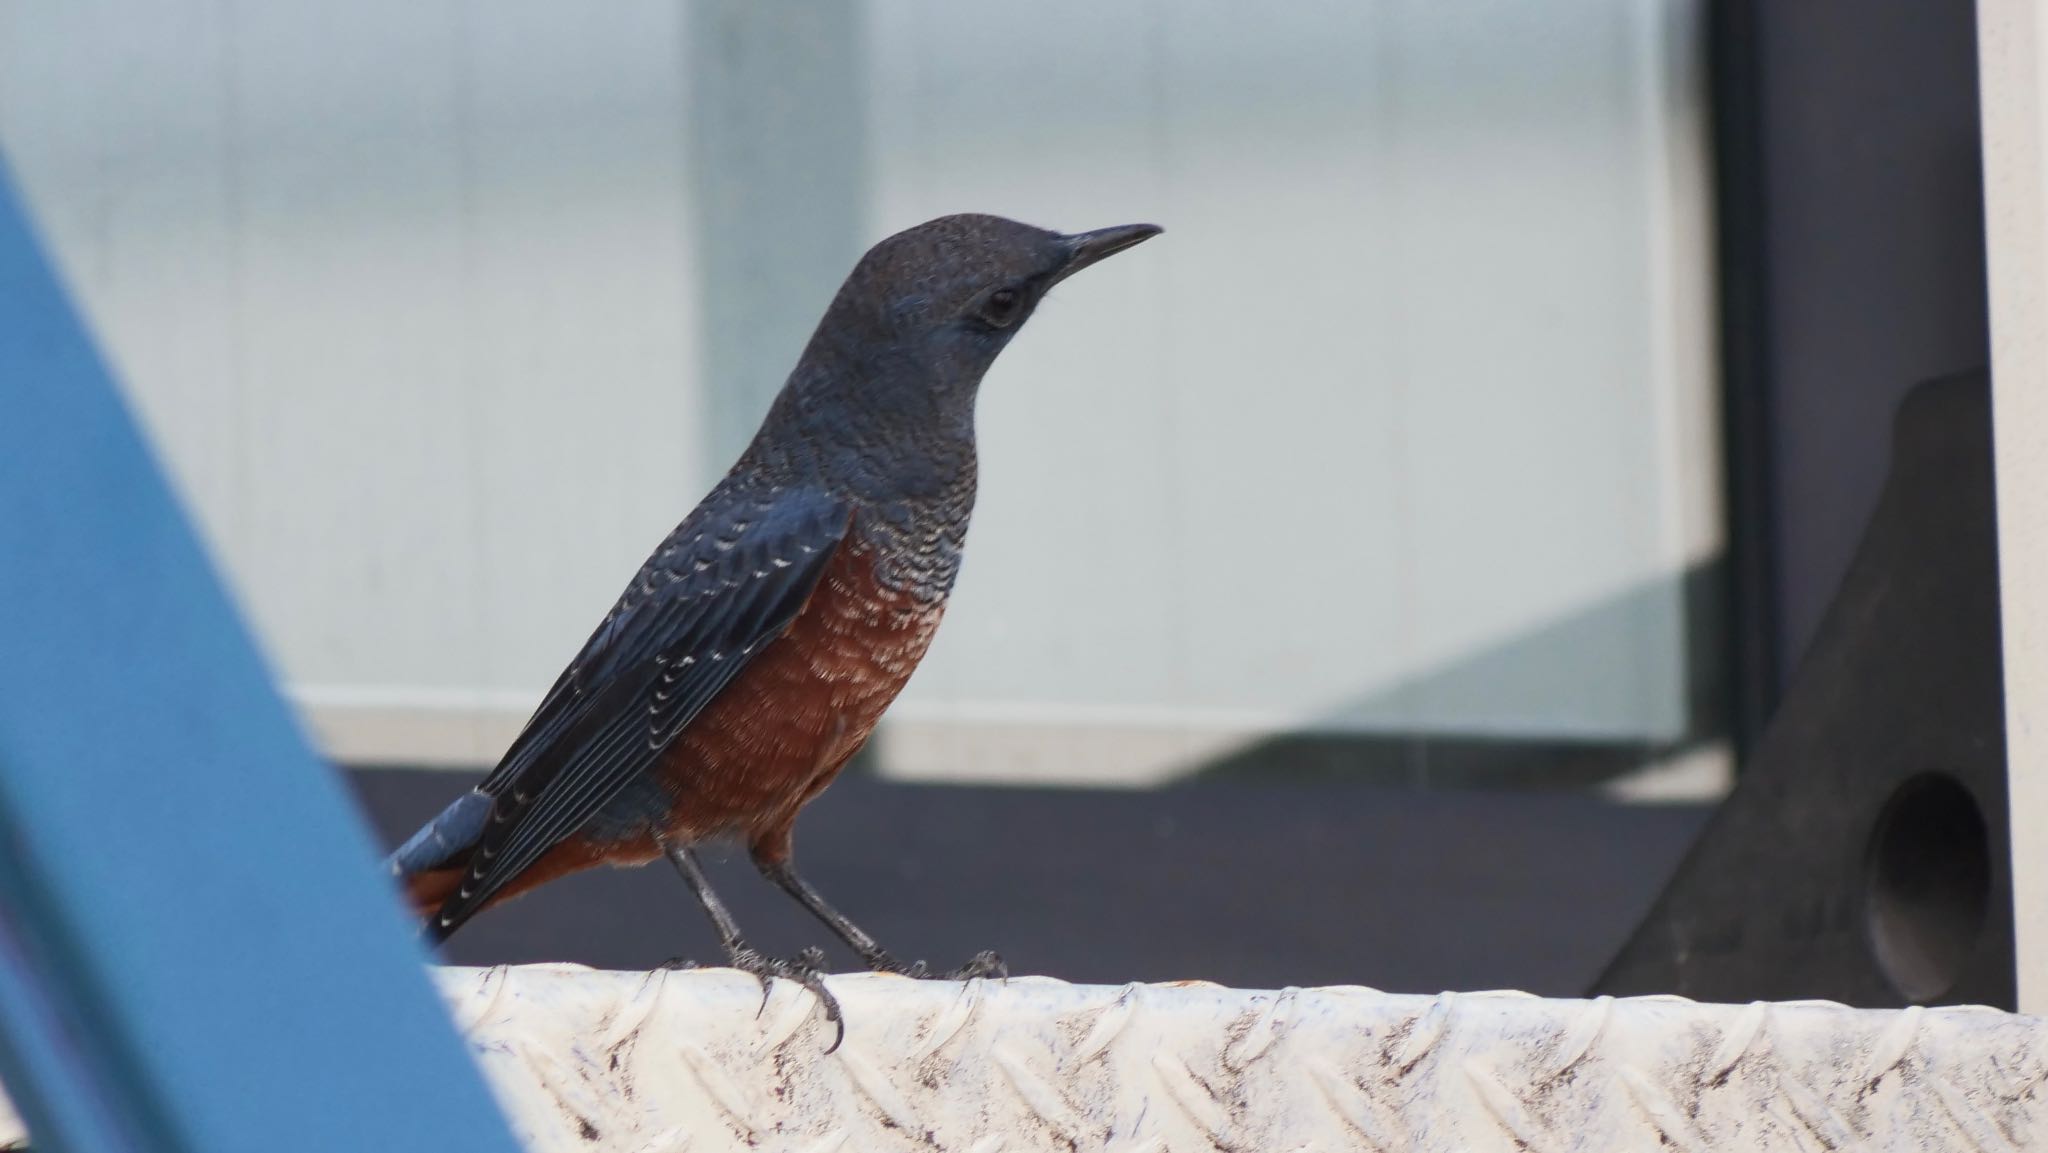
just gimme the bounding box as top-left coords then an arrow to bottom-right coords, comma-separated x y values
387,212 -> 1160,1044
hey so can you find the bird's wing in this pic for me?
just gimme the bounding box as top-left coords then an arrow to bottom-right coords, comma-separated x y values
429,485 -> 852,939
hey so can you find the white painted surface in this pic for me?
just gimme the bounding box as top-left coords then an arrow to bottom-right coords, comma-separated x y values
1979,0 -> 2048,1016
0,1 -> 1720,782
0,964 -> 2032,1149
436,966 -> 2040,1151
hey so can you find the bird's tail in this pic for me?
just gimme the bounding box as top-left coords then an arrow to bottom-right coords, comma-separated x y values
386,789 -> 493,921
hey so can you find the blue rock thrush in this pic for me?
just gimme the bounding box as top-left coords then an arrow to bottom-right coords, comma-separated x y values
388,213 -> 1160,1041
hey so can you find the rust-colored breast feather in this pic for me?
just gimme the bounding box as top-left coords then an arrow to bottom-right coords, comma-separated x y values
459,540 -> 942,910
661,539 -> 942,855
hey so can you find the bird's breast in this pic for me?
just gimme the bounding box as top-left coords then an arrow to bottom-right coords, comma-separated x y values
857,483 -> 974,604
655,540 -> 945,841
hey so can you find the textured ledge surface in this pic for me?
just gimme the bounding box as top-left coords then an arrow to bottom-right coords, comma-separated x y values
440,965 -> 2045,1152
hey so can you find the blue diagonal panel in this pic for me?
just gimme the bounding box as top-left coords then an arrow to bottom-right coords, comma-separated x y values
0,160 -> 517,1150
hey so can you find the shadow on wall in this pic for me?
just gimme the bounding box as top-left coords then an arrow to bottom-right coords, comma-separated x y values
351,767 -> 1712,994
1189,558 -> 1730,789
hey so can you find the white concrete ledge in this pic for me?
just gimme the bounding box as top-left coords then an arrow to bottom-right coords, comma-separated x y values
440,965 -> 2046,1152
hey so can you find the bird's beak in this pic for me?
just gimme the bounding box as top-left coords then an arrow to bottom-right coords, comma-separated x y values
1051,222 -> 1163,284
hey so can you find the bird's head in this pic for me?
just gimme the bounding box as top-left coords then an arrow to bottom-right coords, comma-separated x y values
794,213 -> 1161,426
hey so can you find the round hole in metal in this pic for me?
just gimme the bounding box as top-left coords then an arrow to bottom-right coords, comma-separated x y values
1863,772 -> 1991,1002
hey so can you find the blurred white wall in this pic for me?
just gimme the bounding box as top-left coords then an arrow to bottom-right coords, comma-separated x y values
0,0 -> 1719,785
1979,0 -> 2048,1014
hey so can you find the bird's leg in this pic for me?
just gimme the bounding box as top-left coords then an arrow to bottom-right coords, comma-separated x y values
755,854 -> 911,973
751,839 -> 1007,982
660,837 -> 843,1049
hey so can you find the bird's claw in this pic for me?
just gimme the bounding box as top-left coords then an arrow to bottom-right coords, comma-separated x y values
727,942 -> 845,1053
865,952 -> 929,978
945,950 -> 1008,980
869,949 -> 1006,981
659,956 -> 700,971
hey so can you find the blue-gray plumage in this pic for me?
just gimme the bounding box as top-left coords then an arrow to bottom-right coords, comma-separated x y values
389,214 -> 1160,1044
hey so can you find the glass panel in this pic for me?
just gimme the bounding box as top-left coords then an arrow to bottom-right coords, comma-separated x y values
0,0 -> 1721,792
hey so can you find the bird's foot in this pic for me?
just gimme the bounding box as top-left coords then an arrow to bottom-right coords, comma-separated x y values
868,949 -> 1007,981
944,950 -> 1008,980
728,943 -> 844,1053
864,952 -> 929,978
659,956 -> 700,970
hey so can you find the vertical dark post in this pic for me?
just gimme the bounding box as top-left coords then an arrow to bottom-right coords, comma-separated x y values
1707,0 -> 1780,759
686,0 -> 870,465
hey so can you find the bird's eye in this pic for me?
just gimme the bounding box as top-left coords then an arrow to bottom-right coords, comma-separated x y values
979,287 -> 1023,328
